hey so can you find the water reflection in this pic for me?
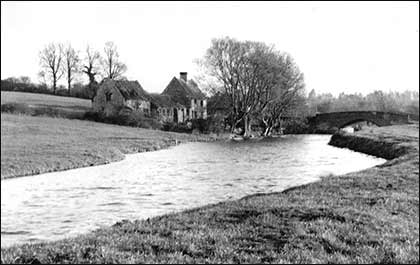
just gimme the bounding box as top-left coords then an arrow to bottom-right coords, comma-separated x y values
1,135 -> 385,247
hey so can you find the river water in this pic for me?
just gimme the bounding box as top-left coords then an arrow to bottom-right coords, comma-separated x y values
1,135 -> 386,248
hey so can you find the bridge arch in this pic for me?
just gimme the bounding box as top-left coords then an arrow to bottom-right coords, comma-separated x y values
338,118 -> 381,129
308,111 -> 411,133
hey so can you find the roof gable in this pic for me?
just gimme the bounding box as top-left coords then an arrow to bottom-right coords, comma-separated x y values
161,77 -> 206,106
100,79 -> 151,101
150,93 -> 184,108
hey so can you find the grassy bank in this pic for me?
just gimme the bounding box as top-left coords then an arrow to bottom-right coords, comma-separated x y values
1,91 -> 92,119
1,124 -> 418,263
1,113 -> 219,179
1,91 -> 92,108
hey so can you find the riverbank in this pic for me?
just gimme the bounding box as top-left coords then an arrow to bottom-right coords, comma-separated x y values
1,124 -> 418,263
1,114 -> 222,179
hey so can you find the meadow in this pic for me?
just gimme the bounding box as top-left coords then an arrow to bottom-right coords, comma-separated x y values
0,113 -> 218,179
0,91 -> 91,109
1,91 -> 92,119
1,124 -> 418,263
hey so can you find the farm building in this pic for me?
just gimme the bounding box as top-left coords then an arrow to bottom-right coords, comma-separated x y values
93,78 -> 151,117
149,94 -> 184,123
159,72 -> 207,123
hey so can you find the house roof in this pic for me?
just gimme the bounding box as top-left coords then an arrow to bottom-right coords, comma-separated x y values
178,79 -> 206,99
101,78 -> 151,101
149,93 -> 184,108
161,77 -> 207,107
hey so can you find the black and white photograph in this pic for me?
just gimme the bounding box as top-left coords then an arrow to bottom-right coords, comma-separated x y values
1,1 -> 419,264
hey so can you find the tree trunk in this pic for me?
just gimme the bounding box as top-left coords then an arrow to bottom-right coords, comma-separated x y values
243,115 -> 251,138
53,75 -> 57,94
261,117 -> 272,137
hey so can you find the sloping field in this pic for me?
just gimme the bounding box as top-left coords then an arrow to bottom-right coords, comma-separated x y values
1,91 -> 92,119
0,113 -> 217,179
1,91 -> 92,109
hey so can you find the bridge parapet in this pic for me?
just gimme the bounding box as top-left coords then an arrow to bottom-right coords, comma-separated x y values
308,111 -> 411,133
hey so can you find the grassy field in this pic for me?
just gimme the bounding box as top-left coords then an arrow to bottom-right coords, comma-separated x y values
1,91 -> 92,119
0,113 -> 218,179
1,91 -> 92,109
1,124 -> 418,263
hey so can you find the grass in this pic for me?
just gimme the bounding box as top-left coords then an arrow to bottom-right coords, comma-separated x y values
0,113 -> 219,179
1,91 -> 92,109
1,91 -> 92,119
1,124 -> 418,263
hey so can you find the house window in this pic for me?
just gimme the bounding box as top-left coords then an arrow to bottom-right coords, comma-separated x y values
105,92 -> 112,101
200,100 -> 203,107
194,99 -> 197,105
186,109 -> 190,116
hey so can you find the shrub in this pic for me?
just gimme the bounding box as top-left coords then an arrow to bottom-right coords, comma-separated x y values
162,122 -> 192,133
1,78 -> 92,100
82,110 -> 162,130
282,118 -> 310,134
1,103 -> 33,115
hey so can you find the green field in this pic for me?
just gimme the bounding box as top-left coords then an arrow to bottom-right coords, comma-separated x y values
1,91 -> 93,119
1,124 -> 418,263
1,91 -> 92,109
0,113 -> 218,179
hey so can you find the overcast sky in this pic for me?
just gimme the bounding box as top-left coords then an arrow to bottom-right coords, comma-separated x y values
1,1 -> 419,95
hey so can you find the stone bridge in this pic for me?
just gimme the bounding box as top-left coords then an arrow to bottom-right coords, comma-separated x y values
308,111 -> 413,133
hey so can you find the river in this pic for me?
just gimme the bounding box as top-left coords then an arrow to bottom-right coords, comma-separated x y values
1,135 -> 386,248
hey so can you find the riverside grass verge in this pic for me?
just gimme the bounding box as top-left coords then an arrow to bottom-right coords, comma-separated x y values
1,124 -> 418,263
0,113 -> 221,179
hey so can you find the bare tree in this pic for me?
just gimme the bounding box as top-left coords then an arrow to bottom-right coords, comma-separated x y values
83,45 -> 102,100
83,45 -> 101,84
102,41 -> 127,80
258,53 -> 306,136
63,44 -> 80,95
201,37 -> 301,137
39,43 -> 64,93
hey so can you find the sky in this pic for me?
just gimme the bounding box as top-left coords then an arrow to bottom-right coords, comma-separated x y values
1,1 -> 419,95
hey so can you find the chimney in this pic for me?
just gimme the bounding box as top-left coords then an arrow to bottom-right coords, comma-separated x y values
180,72 -> 187,82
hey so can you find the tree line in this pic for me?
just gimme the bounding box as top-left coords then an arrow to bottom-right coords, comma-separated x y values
307,89 -> 419,115
37,41 -> 127,98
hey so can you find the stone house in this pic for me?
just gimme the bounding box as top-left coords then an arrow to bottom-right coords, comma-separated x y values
93,78 -> 151,116
149,94 -> 184,123
156,72 -> 207,123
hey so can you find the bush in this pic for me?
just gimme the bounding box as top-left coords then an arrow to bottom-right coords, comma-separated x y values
1,78 -> 92,100
1,103 -> 33,115
82,110 -> 162,130
162,122 -> 192,133
191,118 -> 211,133
282,118 -> 310,134
1,103 -> 85,119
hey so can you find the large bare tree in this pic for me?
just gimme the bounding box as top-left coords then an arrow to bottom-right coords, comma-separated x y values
39,43 -> 64,93
63,44 -> 80,95
102,41 -> 127,80
83,45 -> 102,100
201,37 -> 302,137
200,37 -> 305,137
258,53 -> 306,136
